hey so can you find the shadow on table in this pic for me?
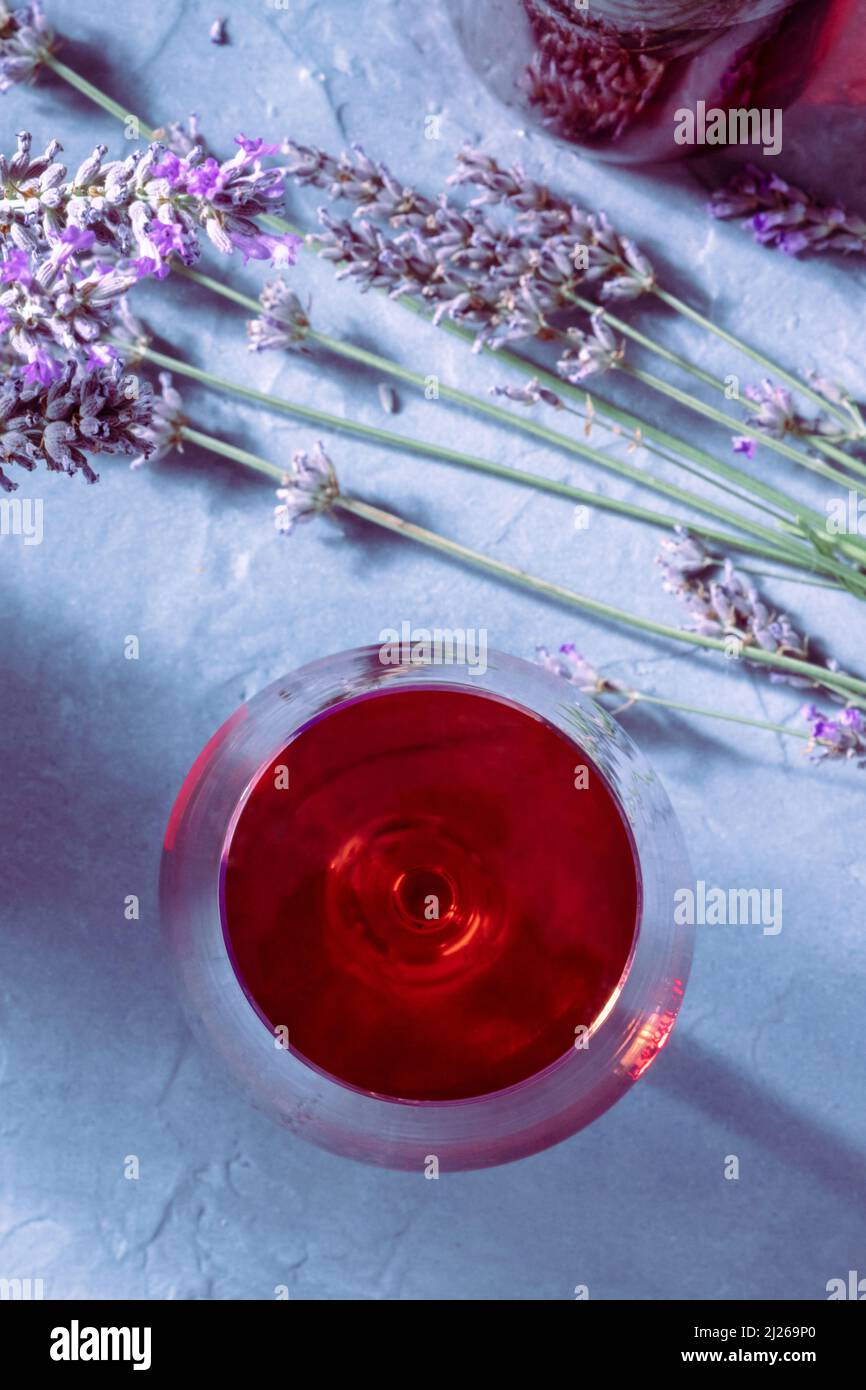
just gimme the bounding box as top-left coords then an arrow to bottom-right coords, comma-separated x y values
651,1034 -> 866,1204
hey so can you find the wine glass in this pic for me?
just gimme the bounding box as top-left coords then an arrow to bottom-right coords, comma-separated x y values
160,646 -> 693,1170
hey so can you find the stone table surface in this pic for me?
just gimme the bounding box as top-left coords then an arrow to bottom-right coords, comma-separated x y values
1,0 -> 865,1301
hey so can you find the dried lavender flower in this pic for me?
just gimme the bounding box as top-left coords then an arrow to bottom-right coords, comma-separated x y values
281,139 -> 439,225
0,355 -> 153,490
742,379 -> 845,444
710,165 -> 866,258
801,703 -> 866,768
535,642 -> 624,696
557,309 -> 624,383
449,147 -> 656,301
0,1 -> 53,92
282,138 -> 654,357
491,376 -> 564,410
274,441 -> 340,533
247,278 -> 311,352
656,529 -> 833,692
658,524 -> 714,576
0,128 -> 302,376
130,371 -> 184,468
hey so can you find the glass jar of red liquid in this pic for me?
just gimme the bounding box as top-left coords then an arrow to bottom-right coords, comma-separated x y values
160,647 -> 693,1170
445,0 -> 858,163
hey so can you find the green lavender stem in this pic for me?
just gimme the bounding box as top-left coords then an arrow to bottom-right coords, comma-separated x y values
179,265 -> 802,535
180,263 -> 866,582
115,334 -> 861,587
617,690 -> 812,741
625,364 -> 866,497
650,285 -> 860,435
42,51 -> 158,138
331,494 -> 866,707
573,295 -> 866,472
179,425 -> 282,480
180,266 -> 802,532
392,298 -> 866,572
169,420 -> 866,707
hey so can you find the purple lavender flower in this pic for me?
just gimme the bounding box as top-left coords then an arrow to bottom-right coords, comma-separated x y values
21,347 -> 62,385
247,278 -> 311,353
535,642 -> 623,696
657,528 -> 841,693
282,139 -> 655,355
147,217 -> 199,265
557,310 -> 624,384
236,134 -> 280,158
0,248 -> 31,286
801,702 -> 866,767
130,371 -> 185,468
55,226 -> 96,263
231,230 -> 301,266
0,127 -> 302,376
84,343 -> 120,373
0,355 -> 154,491
710,165 -> 866,259
0,1 -> 53,92
274,441 -> 340,533
150,151 -> 186,186
732,436 -> 756,459
742,379 -> 844,444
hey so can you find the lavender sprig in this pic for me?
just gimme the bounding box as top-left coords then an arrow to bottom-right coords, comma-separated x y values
802,704 -> 866,768
273,441 -> 339,534
0,129 -> 301,268
448,147 -> 656,301
281,139 -> 654,354
22,42 -> 859,442
657,526 -> 838,694
285,136 -> 860,446
247,277 -> 311,353
710,165 -> 866,259
0,354 -> 153,490
536,642 -> 866,772
0,129 -> 301,375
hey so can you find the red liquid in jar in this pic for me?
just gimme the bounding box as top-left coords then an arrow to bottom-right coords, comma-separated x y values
221,686 -> 639,1101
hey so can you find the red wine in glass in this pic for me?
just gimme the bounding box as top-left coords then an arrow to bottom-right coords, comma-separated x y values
220,686 -> 639,1103
161,649 -> 692,1169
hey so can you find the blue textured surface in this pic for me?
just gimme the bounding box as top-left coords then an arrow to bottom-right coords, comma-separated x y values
1,0 -> 865,1300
